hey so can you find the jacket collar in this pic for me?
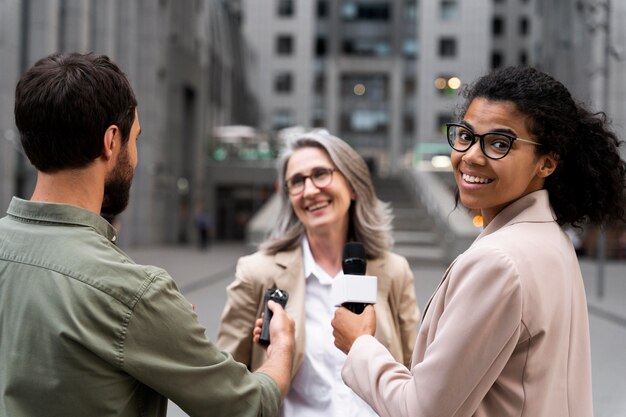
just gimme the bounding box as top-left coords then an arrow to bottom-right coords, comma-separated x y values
476,189 -> 555,243
7,197 -> 118,243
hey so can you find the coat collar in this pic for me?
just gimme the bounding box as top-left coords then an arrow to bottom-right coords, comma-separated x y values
477,189 -> 556,243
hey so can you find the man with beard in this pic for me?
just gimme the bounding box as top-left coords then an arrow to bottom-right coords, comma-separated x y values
0,52 -> 294,417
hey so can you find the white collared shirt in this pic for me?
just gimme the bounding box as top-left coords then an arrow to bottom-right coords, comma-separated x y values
281,237 -> 378,417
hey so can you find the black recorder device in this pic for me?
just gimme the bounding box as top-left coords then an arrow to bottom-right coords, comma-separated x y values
259,288 -> 289,346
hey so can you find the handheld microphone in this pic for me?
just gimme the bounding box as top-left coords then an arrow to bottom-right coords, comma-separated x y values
331,242 -> 377,314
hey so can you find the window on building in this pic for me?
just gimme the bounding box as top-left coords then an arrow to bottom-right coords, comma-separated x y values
343,38 -> 391,57
492,17 -> 505,36
277,0 -> 294,17
317,0 -> 329,18
439,37 -> 457,58
274,72 -> 293,93
341,2 -> 390,21
440,0 -> 459,21
434,74 -> 461,97
403,38 -> 417,58
316,37 -> 327,57
437,113 -> 453,135
314,73 -> 326,94
404,114 -> 414,135
341,74 -> 388,100
272,109 -> 294,130
312,113 -> 326,129
406,0 -> 417,20
519,50 -> 528,65
491,51 -> 504,69
519,16 -> 529,35
405,77 -> 416,96
276,35 -> 294,55
345,110 -> 389,133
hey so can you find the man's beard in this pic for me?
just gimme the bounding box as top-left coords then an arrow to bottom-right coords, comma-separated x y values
101,146 -> 134,218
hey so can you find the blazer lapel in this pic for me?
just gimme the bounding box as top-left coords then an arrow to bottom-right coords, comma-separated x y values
272,248 -> 307,373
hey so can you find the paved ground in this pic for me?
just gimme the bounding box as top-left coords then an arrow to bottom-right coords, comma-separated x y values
124,243 -> 626,417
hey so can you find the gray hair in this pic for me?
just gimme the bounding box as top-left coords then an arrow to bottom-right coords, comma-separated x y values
260,129 -> 394,259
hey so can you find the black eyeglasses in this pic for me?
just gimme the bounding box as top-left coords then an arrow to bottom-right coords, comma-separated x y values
285,167 -> 336,195
446,123 -> 541,160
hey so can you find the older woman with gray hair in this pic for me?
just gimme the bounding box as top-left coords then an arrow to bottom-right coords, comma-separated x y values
217,129 -> 419,417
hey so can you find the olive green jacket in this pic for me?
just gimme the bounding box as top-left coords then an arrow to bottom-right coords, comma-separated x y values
0,198 -> 280,417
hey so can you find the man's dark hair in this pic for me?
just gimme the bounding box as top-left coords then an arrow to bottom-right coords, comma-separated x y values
14,52 -> 138,172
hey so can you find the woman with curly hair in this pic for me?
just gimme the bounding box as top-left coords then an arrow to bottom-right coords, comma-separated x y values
332,66 -> 626,417
218,129 -> 419,416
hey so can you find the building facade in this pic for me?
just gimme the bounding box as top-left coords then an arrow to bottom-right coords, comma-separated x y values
0,0 -> 258,245
240,0 -> 539,174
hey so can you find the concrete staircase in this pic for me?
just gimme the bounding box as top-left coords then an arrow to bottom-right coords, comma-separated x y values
373,176 -> 447,266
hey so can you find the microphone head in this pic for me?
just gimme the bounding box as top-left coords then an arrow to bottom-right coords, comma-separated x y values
342,242 -> 367,275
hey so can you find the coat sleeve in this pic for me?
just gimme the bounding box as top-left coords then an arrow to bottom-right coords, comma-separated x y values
394,255 -> 420,367
123,269 -> 280,417
342,248 -> 523,417
215,256 -> 264,368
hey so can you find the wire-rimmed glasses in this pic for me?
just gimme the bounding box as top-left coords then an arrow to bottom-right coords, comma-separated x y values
446,123 -> 541,160
285,167 -> 336,195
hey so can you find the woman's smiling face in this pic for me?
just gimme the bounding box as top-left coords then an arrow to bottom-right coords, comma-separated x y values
285,146 -> 354,236
451,98 -> 557,226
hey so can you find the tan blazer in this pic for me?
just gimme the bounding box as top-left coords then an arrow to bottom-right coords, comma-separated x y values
217,246 -> 419,378
341,190 -> 594,417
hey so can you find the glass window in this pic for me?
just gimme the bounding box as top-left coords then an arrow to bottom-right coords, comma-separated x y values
434,74 -> 461,97
437,113 -> 453,135
491,51 -> 503,69
341,74 -> 388,100
519,50 -> 528,65
348,110 -> 389,133
272,109 -> 293,130
343,38 -> 391,57
277,0 -> 294,17
439,37 -> 457,58
314,74 -> 325,94
276,35 -> 294,55
406,0 -> 417,20
317,0 -> 329,18
492,16 -> 505,36
404,114 -> 414,135
274,72 -> 293,93
519,16 -> 529,36
316,37 -> 327,57
341,2 -> 390,21
440,0 -> 459,21
403,39 -> 417,58
405,77 -> 416,96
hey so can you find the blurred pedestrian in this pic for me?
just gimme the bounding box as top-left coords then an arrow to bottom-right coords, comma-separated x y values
332,66 -> 626,417
195,204 -> 212,250
217,129 -> 419,416
0,52 -> 294,417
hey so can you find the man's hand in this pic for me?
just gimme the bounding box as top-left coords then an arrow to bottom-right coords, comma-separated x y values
331,304 -> 376,354
254,301 -> 295,398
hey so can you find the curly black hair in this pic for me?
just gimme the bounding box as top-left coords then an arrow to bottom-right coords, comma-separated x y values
459,66 -> 626,227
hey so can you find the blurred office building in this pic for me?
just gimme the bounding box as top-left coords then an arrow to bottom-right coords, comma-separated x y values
0,0 -> 259,245
239,0 -> 537,174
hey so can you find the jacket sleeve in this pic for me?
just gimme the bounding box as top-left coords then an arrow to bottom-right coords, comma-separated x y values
395,256 -> 419,367
123,269 -> 280,417
342,248 -> 523,417
215,256 -> 263,368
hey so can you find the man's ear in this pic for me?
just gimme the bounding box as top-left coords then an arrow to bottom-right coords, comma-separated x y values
102,125 -> 119,161
538,153 -> 559,178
